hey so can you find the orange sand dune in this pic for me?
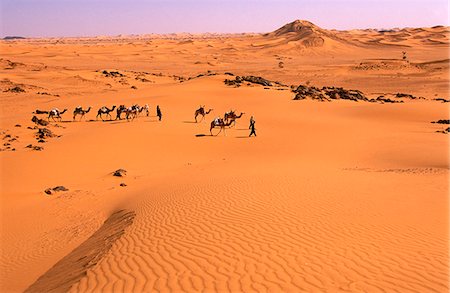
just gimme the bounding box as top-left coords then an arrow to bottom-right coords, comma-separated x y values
0,20 -> 449,292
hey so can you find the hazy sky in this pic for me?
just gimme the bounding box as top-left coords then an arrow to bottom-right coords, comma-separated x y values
1,0 -> 449,37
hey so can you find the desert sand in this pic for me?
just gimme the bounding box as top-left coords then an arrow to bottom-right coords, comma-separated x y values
0,20 -> 449,292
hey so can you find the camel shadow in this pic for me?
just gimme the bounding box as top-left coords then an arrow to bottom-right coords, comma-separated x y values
182,121 -> 197,124
235,136 -> 251,139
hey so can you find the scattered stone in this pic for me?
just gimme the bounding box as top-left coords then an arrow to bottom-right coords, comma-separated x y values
113,169 -> 127,177
4,86 -> 25,93
120,183 -> 127,187
436,127 -> 450,134
26,144 -> 44,151
36,128 -> 55,139
278,61 -> 284,68
15,124 -> 21,127
44,185 -> 68,195
102,70 -> 125,78
224,72 -> 234,76
38,139 -> 46,143
431,119 -> 450,124
131,85 -> 137,89
224,79 -> 241,87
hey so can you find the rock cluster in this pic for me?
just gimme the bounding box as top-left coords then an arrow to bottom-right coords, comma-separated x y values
224,75 -> 273,87
293,85 -> 369,102
102,70 -> 125,78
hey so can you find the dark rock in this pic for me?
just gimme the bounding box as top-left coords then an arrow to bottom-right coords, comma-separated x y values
431,119 -> 450,124
131,85 -> 137,89
113,169 -> 127,177
120,183 -> 127,187
44,186 -> 68,195
34,109 -> 49,114
224,75 -> 273,87
15,124 -> 21,127
26,144 -> 44,151
241,76 -> 272,86
373,96 -> 404,103
395,93 -> 423,100
434,98 -> 450,103
32,116 -> 49,126
36,128 -> 55,139
293,84 -> 373,102
102,70 -> 125,78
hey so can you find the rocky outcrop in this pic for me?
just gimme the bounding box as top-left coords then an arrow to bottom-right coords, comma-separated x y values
293,85 -> 370,102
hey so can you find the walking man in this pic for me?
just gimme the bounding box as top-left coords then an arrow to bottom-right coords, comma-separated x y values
156,105 -> 162,121
249,116 -> 256,137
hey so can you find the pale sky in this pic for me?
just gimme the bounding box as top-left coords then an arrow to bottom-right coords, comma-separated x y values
1,0 -> 449,37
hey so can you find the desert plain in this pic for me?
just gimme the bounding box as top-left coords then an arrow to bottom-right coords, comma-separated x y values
0,20 -> 449,292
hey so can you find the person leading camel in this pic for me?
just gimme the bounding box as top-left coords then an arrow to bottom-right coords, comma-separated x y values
249,116 -> 256,137
156,105 -> 162,121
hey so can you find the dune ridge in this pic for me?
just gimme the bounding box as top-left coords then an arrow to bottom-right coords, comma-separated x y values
24,210 -> 136,293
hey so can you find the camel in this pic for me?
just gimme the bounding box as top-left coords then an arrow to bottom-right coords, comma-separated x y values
48,108 -> 67,122
194,105 -> 213,122
124,105 -> 139,121
73,106 -> 91,121
224,110 -> 244,127
116,105 -> 127,120
210,117 -> 234,136
96,105 -> 116,121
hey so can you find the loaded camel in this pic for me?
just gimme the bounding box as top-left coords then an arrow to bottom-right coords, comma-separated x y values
123,105 -> 140,121
73,106 -> 91,121
194,105 -> 213,122
224,110 -> 244,127
116,105 -> 127,120
210,117 -> 234,136
48,108 -> 67,122
96,105 -> 116,121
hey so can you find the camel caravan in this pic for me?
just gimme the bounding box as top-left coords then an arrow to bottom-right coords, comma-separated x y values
32,104 -> 250,136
